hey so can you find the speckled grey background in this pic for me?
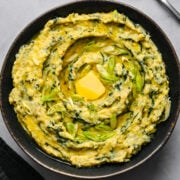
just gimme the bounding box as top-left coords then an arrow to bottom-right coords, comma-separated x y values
0,0 -> 179,179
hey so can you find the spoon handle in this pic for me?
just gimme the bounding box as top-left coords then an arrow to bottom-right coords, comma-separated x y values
159,0 -> 180,20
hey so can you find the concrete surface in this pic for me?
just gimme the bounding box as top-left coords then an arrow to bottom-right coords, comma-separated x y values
0,0 -> 179,179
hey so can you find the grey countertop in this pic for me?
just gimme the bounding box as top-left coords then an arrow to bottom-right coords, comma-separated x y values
0,0 -> 179,179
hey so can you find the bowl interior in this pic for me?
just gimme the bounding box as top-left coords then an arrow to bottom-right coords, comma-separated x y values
0,0 -> 180,178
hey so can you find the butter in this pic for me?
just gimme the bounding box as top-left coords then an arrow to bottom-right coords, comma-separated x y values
75,71 -> 105,100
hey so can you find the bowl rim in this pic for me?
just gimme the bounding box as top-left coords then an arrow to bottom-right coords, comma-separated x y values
0,0 -> 180,179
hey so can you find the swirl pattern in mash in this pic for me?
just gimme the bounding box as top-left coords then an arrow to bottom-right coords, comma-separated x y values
9,11 -> 171,167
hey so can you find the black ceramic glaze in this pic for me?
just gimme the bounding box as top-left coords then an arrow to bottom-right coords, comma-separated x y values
0,0 -> 180,179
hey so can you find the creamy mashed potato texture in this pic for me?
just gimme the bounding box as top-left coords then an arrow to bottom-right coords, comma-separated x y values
9,11 -> 171,167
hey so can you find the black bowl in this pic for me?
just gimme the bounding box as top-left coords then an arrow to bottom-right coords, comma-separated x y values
0,0 -> 180,179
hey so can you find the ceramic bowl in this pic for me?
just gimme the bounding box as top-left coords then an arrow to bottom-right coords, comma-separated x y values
0,0 -> 179,178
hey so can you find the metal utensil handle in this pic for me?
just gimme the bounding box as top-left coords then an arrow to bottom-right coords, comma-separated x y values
160,0 -> 180,20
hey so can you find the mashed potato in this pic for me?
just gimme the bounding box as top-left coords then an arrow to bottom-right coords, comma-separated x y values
9,11 -> 171,167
